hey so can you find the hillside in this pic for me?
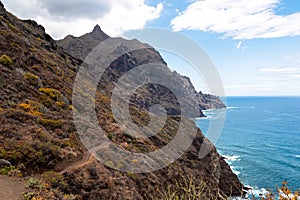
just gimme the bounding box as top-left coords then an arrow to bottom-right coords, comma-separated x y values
0,1 -> 241,199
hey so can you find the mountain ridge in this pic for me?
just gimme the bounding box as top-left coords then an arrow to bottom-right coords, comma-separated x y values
58,25 -> 226,116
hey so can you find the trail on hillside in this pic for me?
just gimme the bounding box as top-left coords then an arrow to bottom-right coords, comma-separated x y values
59,151 -> 95,174
0,175 -> 27,200
0,152 -> 93,199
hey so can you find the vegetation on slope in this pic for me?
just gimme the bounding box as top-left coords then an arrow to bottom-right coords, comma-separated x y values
0,1 -> 242,199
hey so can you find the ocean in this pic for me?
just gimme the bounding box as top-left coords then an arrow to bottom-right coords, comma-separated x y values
194,96 -> 300,194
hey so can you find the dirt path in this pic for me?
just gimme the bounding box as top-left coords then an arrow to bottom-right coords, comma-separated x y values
60,151 -> 94,174
0,150 -> 96,199
0,175 -> 27,200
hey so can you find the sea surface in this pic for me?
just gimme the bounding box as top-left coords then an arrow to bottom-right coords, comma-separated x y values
194,96 -> 300,194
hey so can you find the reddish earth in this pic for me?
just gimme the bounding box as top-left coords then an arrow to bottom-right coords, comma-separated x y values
0,175 -> 27,200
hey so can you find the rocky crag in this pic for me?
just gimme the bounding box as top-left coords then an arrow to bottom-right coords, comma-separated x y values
0,1 -> 241,199
58,25 -> 226,114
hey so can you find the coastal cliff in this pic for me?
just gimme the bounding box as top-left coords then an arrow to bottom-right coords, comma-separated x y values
0,2 -> 241,199
58,25 -> 226,114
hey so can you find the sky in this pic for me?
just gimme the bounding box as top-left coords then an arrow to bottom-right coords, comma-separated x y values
2,0 -> 300,96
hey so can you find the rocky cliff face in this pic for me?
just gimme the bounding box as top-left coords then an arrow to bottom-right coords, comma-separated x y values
58,26 -> 226,116
197,91 -> 226,110
0,2 -> 242,199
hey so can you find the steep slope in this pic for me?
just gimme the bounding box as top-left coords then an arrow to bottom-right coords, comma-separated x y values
0,2 -> 242,199
58,26 -> 226,114
0,1 -> 83,172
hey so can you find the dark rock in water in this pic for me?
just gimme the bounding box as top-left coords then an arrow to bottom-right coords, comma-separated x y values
0,159 -> 12,168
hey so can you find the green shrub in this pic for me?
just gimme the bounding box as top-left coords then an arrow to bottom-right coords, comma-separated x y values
0,138 -> 60,168
41,171 -> 67,189
0,166 -> 16,175
158,175 -> 220,200
23,192 -> 37,200
24,72 -> 42,87
0,54 -> 13,67
18,100 -> 43,116
39,118 -> 62,128
8,23 -> 19,33
26,177 -> 43,190
39,88 -> 62,101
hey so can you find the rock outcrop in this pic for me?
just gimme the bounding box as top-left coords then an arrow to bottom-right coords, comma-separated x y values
197,91 -> 226,110
0,159 -> 11,168
0,1 -> 242,199
57,24 -> 109,61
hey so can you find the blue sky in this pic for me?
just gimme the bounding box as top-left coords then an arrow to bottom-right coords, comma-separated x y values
3,0 -> 300,96
145,0 -> 300,96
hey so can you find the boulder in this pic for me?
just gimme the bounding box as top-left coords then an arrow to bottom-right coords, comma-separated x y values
0,159 -> 12,168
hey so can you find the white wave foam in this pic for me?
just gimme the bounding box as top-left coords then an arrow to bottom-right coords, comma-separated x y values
237,187 -> 300,200
221,154 -> 241,176
202,115 -> 213,119
230,166 -> 240,175
281,113 -> 292,117
227,106 -> 255,109
223,155 -> 241,162
193,115 -> 212,120
193,117 -> 203,120
246,187 -> 269,199
227,106 -> 240,109
230,187 -> 270,200
295,155 -> 300,158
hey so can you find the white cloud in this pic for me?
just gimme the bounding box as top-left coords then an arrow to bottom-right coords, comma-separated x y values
223,83 -> 279,96
1,0 -> 163,39
260,54 -> 300,76
258,64 -> 300,93
288,74 -> 300,78
225,84 -> 273,89
285,53 -> 300,63
171,0 -> 300,39
260,66 -> 300,72
37,0 -> 110,20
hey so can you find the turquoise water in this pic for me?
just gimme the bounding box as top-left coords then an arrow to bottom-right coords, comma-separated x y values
195,96 -> 300,192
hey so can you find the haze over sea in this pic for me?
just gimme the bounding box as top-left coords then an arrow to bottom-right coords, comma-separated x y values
195,96 -> 300,192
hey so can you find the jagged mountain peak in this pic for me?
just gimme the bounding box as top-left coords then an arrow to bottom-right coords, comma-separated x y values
89,24 -> 109,41
92,24 -> 102,32
57,24 -> 110,60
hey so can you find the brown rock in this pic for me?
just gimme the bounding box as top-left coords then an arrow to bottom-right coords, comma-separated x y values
0,159 -> 11,168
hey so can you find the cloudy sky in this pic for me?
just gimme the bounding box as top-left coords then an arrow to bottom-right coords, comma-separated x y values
2,0 -> 300,96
